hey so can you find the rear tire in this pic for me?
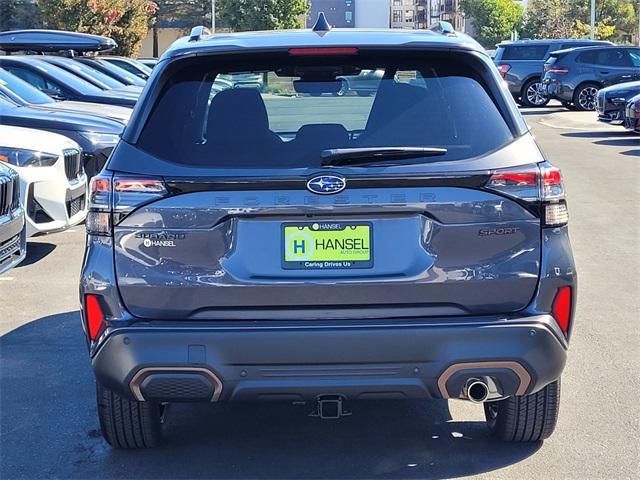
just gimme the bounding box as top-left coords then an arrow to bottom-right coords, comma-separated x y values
484,379 -> 560,442
96,382 -> 162,449
520,79 -> 549,107
573,83 -> 600,111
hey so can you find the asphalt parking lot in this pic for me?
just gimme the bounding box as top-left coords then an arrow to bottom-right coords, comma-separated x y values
1,108 -> 638,479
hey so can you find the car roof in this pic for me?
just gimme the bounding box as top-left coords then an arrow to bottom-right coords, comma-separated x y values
497,39 -> 612,47
549,45 -> 634,56
162,28 -> 487,61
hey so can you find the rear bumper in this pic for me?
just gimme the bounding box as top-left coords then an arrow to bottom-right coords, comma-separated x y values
91,315 -> 568,404
543,80 -> 572,102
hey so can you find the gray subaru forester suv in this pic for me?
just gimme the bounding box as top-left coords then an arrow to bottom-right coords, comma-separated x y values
80,22 -> 576,448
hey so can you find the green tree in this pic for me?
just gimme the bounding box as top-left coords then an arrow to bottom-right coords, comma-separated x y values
38,0 -> 157,56
520,0 -> 573,39
521,0 -> 638,42
0,0 -> 42,30
218,0 -> 309,32
568,0 -> 637,40
153,0 -> 212,28
150,1 -> 214,56
461,0 -> 524,48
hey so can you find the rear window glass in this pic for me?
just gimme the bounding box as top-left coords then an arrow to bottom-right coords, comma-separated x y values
51,58 -> 125,89
25,60 -> 105,94
137,51 -> 513,169
0,68 -> 52,105
500,45 -> 549,60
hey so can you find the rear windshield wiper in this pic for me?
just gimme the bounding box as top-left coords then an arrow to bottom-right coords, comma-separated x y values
320,147 -> 448,167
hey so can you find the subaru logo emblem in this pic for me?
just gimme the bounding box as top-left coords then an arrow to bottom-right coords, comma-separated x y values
306,175 -> 346,195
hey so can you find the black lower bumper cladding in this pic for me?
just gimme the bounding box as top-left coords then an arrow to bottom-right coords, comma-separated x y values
92,315 -> 567,404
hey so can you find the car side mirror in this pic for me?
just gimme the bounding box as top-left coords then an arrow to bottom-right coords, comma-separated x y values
42,88 -> 66,101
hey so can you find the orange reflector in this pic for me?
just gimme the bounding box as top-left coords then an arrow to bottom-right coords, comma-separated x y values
85,294 -> 105,341
552,286 -> 572,334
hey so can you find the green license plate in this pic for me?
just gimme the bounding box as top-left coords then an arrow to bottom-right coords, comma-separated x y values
282,222 -> 373,270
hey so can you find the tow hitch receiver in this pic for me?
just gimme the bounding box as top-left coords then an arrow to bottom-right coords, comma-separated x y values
311,395 -> 351,419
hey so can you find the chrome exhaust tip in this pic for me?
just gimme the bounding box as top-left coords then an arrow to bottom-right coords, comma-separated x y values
465,378 -> 490,403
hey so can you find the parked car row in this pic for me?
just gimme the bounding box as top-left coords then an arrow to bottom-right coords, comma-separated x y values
0,30 -> 153,274
494,39 -> 640,111
595,81 -> 640,134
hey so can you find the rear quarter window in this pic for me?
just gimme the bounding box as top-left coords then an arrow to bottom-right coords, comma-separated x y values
135,51 -> 514,170
578,49 -> 632,67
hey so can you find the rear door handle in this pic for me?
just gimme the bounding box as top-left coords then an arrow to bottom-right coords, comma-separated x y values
600,71 -> 609,74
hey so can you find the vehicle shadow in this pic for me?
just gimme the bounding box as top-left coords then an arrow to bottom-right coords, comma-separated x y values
594,138 -> 640,148
14,241 -> 57,267
0,312 -> 541,479
519,107 -> 565,116
621,149 -> 640,157
561,130 -> 637,139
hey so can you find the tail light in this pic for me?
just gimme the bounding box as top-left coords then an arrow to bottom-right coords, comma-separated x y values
541,165 -> 568,226
551,286 -> 572,334
85,294 -> 105,341
86,172 -> 167,236
546,66 -> 569,74
485,163 -> 568,227
497,64 -> 511,78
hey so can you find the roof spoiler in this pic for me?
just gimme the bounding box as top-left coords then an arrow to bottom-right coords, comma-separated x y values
189,26 -> 211,42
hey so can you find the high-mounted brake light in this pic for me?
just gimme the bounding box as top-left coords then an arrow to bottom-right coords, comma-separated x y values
85,294 -> 105,341
497,64 -> 511,78
552,286 -> 572,334
288,47 -> 359,56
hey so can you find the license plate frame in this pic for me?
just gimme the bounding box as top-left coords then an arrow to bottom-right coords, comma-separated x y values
282,221 -> 373,270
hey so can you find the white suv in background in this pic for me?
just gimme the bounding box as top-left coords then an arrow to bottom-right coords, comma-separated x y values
0,125 -> 88,236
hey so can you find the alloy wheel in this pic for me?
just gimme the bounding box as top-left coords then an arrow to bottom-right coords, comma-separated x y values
526,82 -> 548,106
578,86 -> 598,110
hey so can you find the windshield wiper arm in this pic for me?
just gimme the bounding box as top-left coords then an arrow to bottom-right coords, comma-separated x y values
320,147 -> 448,167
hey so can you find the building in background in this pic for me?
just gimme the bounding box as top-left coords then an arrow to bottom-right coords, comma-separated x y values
389,1 -> 466,32
355,0 -> 391,28
390,0 -> 428,29
428,1 -> 466,32
307,0 -> 390,28
307,0 -> 356,28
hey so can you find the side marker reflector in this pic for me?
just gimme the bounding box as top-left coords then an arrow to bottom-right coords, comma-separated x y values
552,286 -> 572,334
85,294 -> 105,341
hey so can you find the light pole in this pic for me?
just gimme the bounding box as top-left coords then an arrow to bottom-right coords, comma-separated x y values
590,0 -> 595,40
211,0 -> 216,32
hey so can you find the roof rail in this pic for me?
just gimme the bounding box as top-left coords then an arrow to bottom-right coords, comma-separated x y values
428,21 -> 456,37
189,26 -> 211,42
